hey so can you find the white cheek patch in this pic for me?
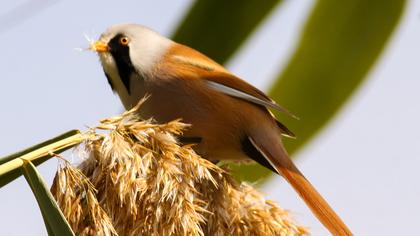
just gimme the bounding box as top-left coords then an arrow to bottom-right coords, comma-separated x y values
128,31 -> 172,75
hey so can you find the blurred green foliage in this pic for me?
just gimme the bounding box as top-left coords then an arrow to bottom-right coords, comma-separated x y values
173,0 -> 283,63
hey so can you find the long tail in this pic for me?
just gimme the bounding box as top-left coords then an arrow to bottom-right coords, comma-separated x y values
247,136 -> 352,236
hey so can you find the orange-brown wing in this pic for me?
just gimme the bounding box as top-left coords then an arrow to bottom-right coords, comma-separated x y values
164,43 -> 296,137
203,72 -> 296,138
203,73 -> 297,119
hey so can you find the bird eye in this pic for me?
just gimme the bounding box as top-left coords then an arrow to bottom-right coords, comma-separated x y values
119,36 -> 130,45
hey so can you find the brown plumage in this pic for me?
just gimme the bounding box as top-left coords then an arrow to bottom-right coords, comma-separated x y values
92,23 -> 352,235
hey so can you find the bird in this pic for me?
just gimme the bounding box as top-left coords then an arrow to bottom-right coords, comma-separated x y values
90,23 -> 352,235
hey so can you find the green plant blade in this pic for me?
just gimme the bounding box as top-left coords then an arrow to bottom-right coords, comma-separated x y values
173,0 -> 283,64
0,130 -> 81,165
22,161 -> 74,236
231,0 -> 406,182
39,203 -> 56,236
0,130 -> 83,188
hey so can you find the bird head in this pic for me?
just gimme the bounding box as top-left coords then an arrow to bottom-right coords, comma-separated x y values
91,24 -> 172,81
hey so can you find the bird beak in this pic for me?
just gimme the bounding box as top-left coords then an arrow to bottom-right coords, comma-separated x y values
91,41 -> 109,53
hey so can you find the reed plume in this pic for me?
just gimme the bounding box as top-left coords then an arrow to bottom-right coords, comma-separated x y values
51,99 -> 308,236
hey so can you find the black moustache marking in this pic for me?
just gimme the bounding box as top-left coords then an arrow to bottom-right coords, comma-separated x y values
241,136 -> 276,174
108,34 -> 134,94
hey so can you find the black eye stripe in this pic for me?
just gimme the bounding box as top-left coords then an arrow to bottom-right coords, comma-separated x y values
108,34 -> 134,94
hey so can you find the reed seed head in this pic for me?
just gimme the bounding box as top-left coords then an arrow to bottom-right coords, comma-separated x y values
51,100 -> 308,236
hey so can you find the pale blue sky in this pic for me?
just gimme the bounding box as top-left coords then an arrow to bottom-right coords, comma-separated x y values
1,1 -> 419,235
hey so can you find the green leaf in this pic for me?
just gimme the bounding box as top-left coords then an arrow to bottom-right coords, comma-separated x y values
22,161 -> 74,236
39,203 -> 56,236
173,0 -> 283,64
0,130 -> 83,188
232,0 -> 406,182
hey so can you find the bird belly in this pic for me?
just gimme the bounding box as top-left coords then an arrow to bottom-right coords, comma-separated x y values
128,80 -> 250,161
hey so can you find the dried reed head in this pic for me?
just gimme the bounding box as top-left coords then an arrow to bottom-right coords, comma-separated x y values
52,99 -> 308,236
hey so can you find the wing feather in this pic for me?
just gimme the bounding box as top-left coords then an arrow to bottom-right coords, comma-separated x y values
164,43 -> 297,137
205,80 -> 297,119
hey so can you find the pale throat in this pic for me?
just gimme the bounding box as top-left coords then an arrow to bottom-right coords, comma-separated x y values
99,53 -> 144,110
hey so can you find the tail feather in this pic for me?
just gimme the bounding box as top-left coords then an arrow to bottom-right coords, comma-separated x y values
248,136 -> 352,236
